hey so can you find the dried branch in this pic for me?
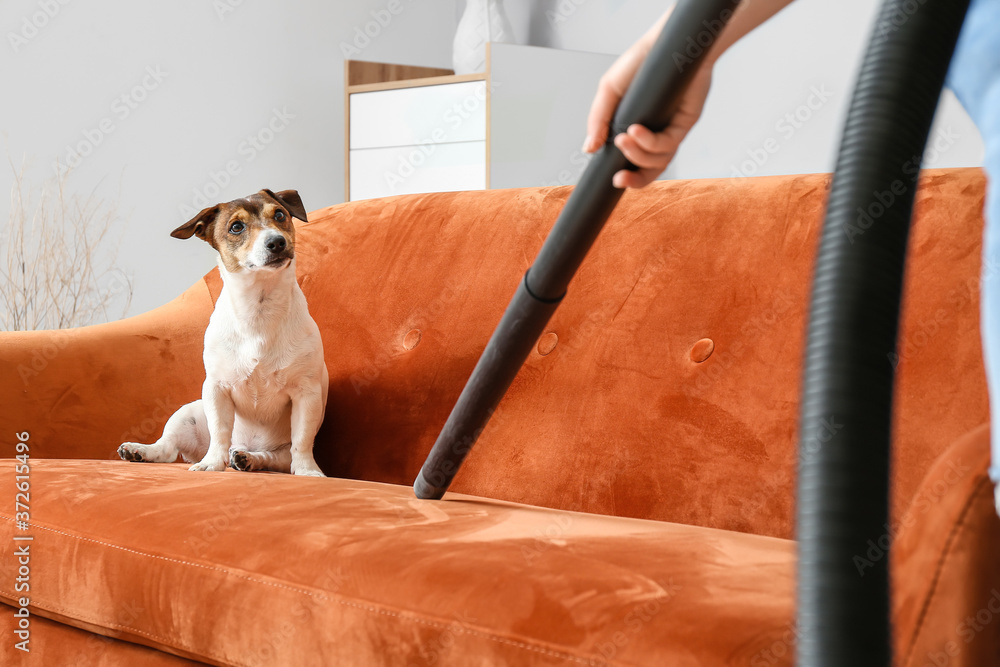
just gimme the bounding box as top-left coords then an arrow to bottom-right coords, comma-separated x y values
2,161 -> 133,331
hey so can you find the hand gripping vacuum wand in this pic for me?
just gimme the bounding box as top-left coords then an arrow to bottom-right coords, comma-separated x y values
414,0 -> 742,501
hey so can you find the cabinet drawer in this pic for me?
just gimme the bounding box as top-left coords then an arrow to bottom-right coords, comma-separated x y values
350,81 -> 487,150
349,141 -> 486,201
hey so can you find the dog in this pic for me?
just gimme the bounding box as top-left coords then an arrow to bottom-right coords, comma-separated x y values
118,189 -> 328,476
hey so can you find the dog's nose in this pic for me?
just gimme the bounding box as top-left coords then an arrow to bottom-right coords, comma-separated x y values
265,235 -> 287,253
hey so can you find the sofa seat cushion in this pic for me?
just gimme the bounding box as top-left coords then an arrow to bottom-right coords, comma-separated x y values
0,608 -> 207,666
0,460 -> 794,666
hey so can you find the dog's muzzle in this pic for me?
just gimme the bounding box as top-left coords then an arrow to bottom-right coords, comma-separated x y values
260,233 -> 293,268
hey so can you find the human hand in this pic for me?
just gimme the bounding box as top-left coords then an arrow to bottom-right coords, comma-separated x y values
583,33 -> 715,189
582,0 -> 802,188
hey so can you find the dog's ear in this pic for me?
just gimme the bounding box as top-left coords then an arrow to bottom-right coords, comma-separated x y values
262,189 -> 308,222
171,205 -> 219,241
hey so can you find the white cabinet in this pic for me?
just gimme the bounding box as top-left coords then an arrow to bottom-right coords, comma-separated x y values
345,45 -> 616,202
349,142 -> 487,201
348,79 -> 487,201
350,81 -> 487,148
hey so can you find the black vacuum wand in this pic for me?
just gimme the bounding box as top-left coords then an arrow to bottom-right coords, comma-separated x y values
414,0 -> 742,500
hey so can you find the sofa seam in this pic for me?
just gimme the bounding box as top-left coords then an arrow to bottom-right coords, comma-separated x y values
0,592 -> 239,667
0,516 -> 614,666
900,473 -> 989,666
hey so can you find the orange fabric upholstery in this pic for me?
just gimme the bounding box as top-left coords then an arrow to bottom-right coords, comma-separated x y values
0,459 -> 796,666
1,431 -> 996,666
0,169 -> 995,665
0,607 -> 206,666
893,424 -> 1000,666
294,169 -> 988,538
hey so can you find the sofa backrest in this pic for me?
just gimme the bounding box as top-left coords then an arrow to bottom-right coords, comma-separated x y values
202,169 -> 987,540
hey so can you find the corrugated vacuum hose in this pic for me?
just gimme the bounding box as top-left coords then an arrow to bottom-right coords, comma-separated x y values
796,0 -> 969,664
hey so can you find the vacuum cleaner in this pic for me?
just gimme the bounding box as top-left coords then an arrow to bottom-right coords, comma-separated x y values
414,0 -> 973,664
413,0 -> 741,499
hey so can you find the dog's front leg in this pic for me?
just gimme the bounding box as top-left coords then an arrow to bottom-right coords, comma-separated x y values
288,383 -> 326,477
189,381 -> 235,472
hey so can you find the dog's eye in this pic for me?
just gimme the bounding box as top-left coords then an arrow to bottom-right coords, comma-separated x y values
228,221 -> 245,234
274,210 -> 286,222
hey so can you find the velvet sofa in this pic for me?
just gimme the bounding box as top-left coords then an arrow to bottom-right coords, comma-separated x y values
2,169 -> 999,666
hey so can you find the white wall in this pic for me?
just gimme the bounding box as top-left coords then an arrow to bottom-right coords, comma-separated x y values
497,0 -> 984,180
5,0 -> 985,322
1,0 -> 457,320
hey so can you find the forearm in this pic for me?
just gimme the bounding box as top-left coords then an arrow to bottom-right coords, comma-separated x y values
637,0 -> 798,65
707,0 -> 799,64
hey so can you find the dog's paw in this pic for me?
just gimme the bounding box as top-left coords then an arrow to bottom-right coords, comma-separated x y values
290,458 -> 326,477
189,458 -> 226,472
230,450 -> 252,472
118,443 -> 146,462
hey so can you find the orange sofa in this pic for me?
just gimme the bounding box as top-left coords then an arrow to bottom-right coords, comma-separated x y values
2,169 -> 999,666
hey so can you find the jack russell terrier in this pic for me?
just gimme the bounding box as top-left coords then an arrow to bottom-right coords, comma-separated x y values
118,189 -> 328,476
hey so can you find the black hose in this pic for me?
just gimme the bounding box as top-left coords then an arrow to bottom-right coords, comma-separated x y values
796,0 -> 970,664
414,0 -> 743,500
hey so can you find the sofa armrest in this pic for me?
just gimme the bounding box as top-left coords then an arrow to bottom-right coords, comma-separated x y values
892,423 -> 1000,666
0,278 -> 215,461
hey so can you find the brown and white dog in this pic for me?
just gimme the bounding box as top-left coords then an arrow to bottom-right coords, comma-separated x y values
118,189 -> 328,476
